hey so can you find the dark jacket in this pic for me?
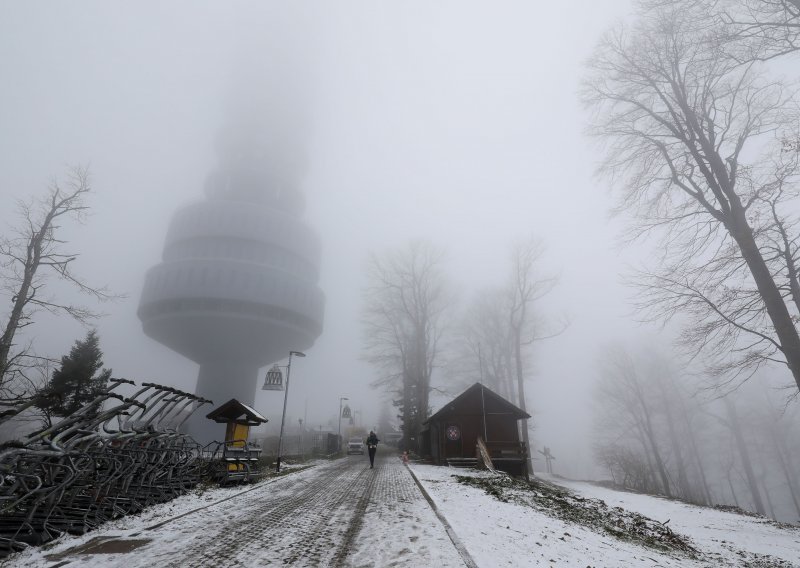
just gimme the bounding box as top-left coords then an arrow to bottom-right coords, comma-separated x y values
366,433 -> 379,447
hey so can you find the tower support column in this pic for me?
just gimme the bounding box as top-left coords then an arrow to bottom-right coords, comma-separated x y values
186,361 -> 260,443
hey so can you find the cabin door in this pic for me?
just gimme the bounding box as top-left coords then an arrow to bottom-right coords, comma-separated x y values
444,423 -> 462,458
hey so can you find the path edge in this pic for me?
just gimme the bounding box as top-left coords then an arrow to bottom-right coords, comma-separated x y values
406,464 -> 479,568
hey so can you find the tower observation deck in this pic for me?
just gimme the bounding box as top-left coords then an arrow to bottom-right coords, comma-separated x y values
138,139 -> 325,442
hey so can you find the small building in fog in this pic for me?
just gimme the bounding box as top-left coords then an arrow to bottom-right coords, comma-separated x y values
420,383 -> 530,478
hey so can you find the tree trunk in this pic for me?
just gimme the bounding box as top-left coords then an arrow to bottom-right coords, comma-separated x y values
633,384 -> 672,497
725,398 -> 766,515
773,432 -> 800,518
415,327 -> 431,453
402,366 -> 413,451
761,477 -> 776,520
513,328 -> 534,476
679,397 -> 713,505
0,229 -> 45,381
664,396 -> 692,501
504,350 -> 516,406
728,211 -> 800,391
727,474 -> 741,508
688,432 -> 712,505
635,427 -> 660,494
642,417 -> 672,497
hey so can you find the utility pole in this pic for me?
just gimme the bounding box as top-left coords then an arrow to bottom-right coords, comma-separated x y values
338,397 -> 349,454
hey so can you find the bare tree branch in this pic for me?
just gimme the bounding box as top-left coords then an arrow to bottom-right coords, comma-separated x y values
585,2 -> 800,392
361,240 -> 450,451
0,166 -> 121,400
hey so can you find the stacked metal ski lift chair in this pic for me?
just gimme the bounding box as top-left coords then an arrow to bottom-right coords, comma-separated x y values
0,379 -> 139,552
115,383 -> 206,513
0,378 -> 212,559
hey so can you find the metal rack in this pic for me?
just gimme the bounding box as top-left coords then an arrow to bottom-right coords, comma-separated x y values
0,379 -> 212,558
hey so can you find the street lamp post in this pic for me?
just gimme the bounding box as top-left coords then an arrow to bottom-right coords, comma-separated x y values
275,350 -> 306,472
298,418 -> 304,460
338,396 -> 349,454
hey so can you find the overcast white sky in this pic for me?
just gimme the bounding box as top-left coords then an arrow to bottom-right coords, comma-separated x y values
0,1 -> 665,476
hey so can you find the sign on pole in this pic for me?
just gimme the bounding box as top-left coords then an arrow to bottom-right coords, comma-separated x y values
262,365 -> 284,391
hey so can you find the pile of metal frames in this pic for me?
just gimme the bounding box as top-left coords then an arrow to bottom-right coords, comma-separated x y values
0,378 -> 212,558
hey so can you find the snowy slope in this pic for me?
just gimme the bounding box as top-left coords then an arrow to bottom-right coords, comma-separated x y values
410,464 -> 800,567
553,474 -> 800,567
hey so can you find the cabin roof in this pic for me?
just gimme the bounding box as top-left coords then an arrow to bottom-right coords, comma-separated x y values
424,382 -> 530,424
206,398 -> 268,425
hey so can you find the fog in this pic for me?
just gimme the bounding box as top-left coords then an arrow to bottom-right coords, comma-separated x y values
4,0 -> 791,491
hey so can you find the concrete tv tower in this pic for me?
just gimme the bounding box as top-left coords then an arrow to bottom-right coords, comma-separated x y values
138,124 -> 325,442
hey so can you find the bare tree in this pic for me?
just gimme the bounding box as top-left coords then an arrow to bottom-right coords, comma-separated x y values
0,166 -> 113,402
585,2 -> 800,392
594,347 -> 673,496
643,352 -> 717,504
448,238 -> 564,473
362,240 -> 449,452
507,238 -> 565,474
596,443 -> 658,491
449,288 -> 515,400
722,0 -> 800,60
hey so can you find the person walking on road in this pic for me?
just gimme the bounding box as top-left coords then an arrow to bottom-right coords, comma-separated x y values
366,431 -> 379,468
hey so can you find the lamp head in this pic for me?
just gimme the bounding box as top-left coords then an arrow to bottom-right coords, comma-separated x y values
290,351 -> 306,358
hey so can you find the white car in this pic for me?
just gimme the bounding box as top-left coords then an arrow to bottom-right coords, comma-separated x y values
347,438 -> 364,455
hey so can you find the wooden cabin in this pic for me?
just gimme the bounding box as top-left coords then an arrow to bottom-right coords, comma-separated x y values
421,383 -> 530,478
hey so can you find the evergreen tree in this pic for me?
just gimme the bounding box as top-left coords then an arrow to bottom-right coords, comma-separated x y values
37,329 -> 111,420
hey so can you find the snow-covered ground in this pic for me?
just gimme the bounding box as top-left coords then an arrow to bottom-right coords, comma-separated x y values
410,464 -> 800,567
554,474 -> 800,567
4,458 -> 799,567
345,458 -> 464,567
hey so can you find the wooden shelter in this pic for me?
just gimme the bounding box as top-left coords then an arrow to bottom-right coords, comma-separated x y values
206,399 -> 268,482
421,383 -> 530,478
206,398 -> 268,445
